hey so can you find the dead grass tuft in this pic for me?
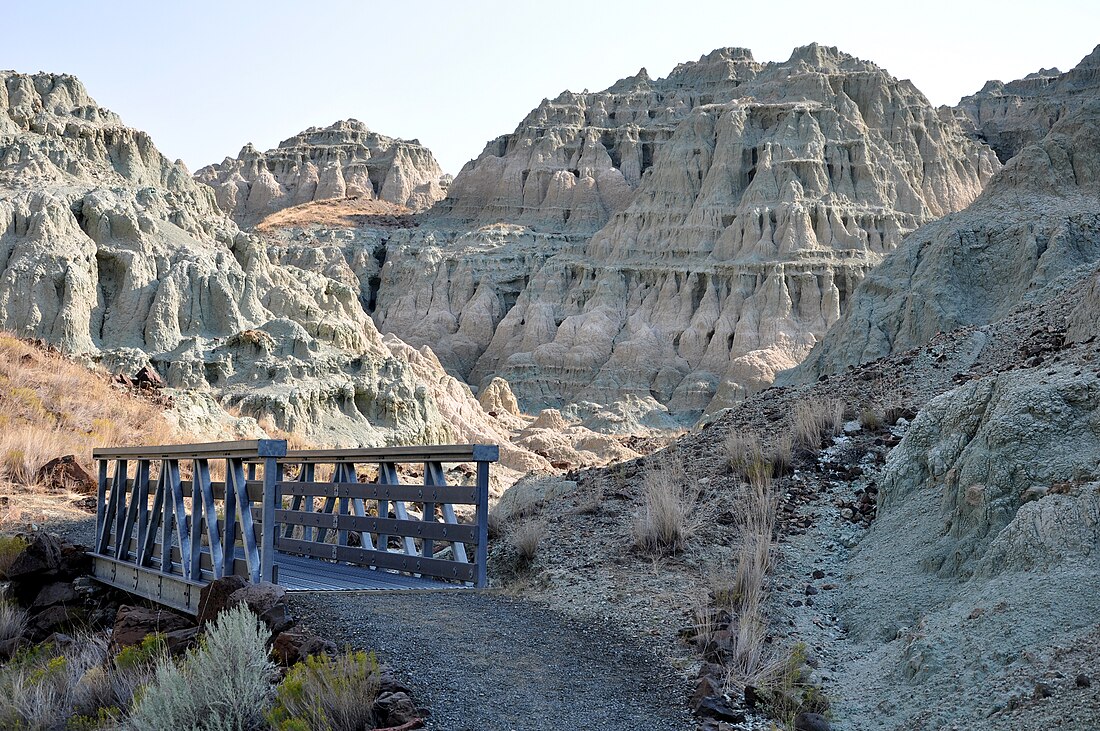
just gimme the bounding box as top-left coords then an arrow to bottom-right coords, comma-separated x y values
508,519 -> 546,568
0,535 -> 26,578
769,434 -> 794,477
632,456 -> 698,555
792,397 -> 845,451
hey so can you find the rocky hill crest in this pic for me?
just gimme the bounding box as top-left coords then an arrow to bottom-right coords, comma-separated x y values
195,119 -> 448,227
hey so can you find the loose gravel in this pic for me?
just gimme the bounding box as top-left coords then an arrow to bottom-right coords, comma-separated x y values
289,591 -> 696,731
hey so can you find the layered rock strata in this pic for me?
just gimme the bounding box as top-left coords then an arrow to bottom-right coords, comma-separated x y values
369,45 -> 999,418
195,120 -> 448,228
952,44 -> 1100,162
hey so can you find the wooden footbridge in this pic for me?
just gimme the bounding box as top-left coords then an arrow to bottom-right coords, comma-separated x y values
89,440 -> 497,614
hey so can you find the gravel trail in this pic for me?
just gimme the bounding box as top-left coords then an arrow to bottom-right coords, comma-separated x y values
289,591 -> 696,731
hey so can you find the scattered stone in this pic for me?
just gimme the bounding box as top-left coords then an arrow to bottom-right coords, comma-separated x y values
373,691 -> 419,728
691,675 -> 721,711
1076,674 -> 1091,688
805,584 -> 819,596
1033,681 -> 1055,699
811,569 -> 826,579
694,694 -> 745,723
132,364 -> 166,389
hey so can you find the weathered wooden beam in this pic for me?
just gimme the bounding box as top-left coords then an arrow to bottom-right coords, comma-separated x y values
281,444 -> 499,464
94,439 -> 287,460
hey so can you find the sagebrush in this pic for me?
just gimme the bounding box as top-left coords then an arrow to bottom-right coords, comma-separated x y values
128,604 -> 275,731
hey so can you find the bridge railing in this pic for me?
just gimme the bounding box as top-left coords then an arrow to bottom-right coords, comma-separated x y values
90,440 -> 497,613
272,444 -> 496,588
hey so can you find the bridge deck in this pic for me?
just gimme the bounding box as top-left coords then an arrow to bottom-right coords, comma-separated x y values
275,552 -> 466,592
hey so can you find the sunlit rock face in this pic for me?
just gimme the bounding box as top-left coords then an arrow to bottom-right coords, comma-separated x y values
372,44 -> 999,419
0,71 -> 513,449
195,119 -> 448,228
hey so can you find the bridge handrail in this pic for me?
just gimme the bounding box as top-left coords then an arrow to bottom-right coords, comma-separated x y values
93,439 -> 288,460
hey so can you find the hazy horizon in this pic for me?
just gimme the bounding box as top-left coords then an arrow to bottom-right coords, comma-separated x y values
5,0 -> 1098,175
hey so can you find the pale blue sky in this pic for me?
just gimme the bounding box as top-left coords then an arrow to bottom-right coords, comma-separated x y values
5,1 -> 1099,174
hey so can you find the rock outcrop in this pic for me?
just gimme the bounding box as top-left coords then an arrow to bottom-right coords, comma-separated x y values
369,45 -> 999,419
952,44 -> 1100,163
195,119 -> 448,227
0,71 -> 532,464
789,92 -> 1100,382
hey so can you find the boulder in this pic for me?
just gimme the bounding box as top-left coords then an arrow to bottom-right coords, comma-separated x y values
31,582 -> 78,609
271,626 -> 338,666
28,605 -> 84,641
196,575 -> 247,627
111,605 -> 193,648
36,455 -> 97,494
164,626 -> 201,655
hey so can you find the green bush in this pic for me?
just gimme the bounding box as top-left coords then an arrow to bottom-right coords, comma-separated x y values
267,651 -> 381,731
0,534 -> 27,578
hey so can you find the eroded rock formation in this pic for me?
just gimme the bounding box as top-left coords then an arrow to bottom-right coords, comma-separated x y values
368,44 -> 999,419
789,93 -> 1100,382
952,44 -> 1100,162
195,120 -> 448,227
0,71 -> 527,468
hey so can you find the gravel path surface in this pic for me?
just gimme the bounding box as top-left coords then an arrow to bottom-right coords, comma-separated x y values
290,591 -> 696,731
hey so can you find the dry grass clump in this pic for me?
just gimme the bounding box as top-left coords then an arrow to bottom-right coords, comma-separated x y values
725,430 -> 766,482
254,197 -> 414,233
0,600 -> 27,645
792,398 -> 845,451
267,650 -> 381,731
727,430 -> 794,480
691,467 -> 781,694
724,472 -> 779,684
0,632 -> 116,730
255,416 -> 313,452
859,407 -> 883,432
769,434 -> 794,477
0,334 -> 181,488
632,456 -> 698,555
508,519 -> 546,568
